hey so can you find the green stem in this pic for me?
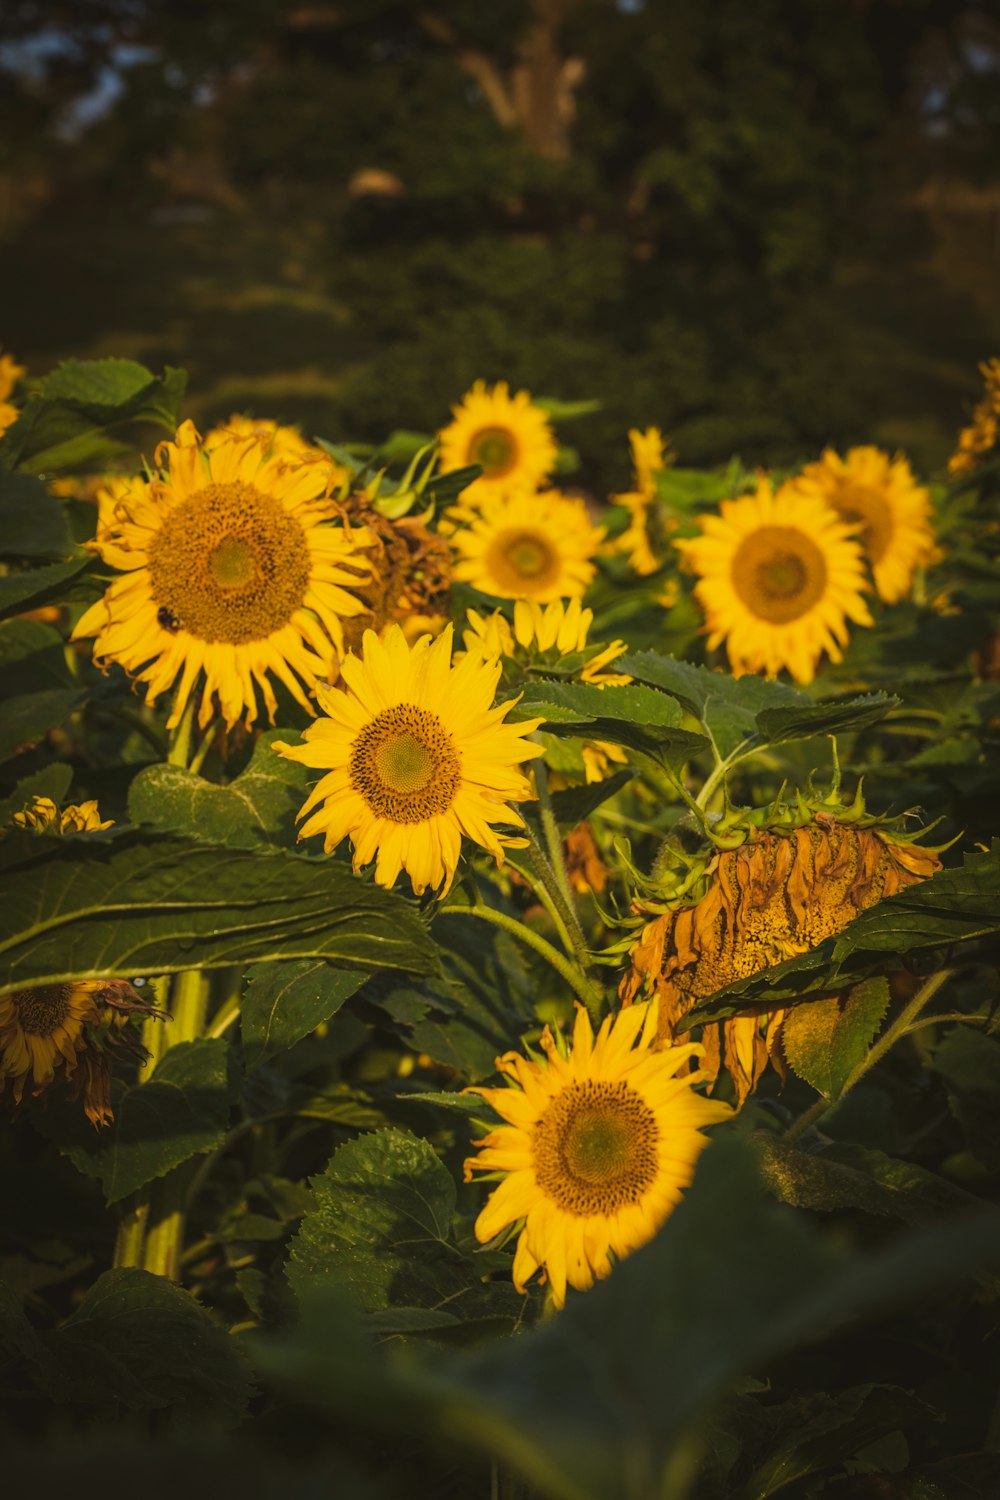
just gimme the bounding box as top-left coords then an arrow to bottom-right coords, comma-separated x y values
525,823 -> 589,961
167,692 -> 198,769
514,851 -> 577,956
171,967 -> 210,1044
188,719 -> 217,776
457,902 -> 605,1022
113,1199 -> 150,1269
784,969 -> 954,1143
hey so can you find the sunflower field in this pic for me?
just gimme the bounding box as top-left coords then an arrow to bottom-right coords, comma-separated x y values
2,351 -> 1000,1500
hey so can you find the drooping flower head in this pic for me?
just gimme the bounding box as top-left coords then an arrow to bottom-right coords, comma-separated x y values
621,790 -> 943,1102
73,420 -> 374,730
439,380 -> 558,505
949,358 -> 1000,477
790,446 -> 935,604
464,1001 -> 733,1307
610,426 -> 673,577
675,478 -> 872,683
275,623 -> 544,896
449,488 -> 605,603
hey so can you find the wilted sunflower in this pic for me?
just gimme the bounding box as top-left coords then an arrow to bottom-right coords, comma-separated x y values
791,446 -> 935,604
0,978 -> 158,1127
949,358 -> 1000,477
621,799 -> 942,1102
610,426 -> 672,577
275,623 -> 544,896
464,1001 -> 732,1307
438,380 -> 558,505
675,479 -> 872,684
73,420 -> 374,730
449,489 -> 604,603
0,349 -> 25,434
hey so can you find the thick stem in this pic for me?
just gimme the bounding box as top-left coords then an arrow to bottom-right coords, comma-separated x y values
113,1199 -> 150,1269
457,902 -> 605,1022
784,969 -> 954,1143
167,692 -> 198,769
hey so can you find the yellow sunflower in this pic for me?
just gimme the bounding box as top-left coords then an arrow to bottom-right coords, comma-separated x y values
206,413 -> 350,489
438,380 -> 558,505
464,1001 -> 733,1307
274,623 -> 544,896
463,597 -> 628,681
675,479 -> 872,684
610,426 -> 672,577
12,796 -> 113,835
449,489 -> 604,603
949,358 -> 1000,477
0,349 -> 25,434
72,420 -> 374,730
790,446 -> 935,604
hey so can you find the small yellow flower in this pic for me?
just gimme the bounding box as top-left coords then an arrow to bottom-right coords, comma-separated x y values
676,478 -> 872,684
464,1001 -> 733,1307
610,427 -> 672,577
439,381 -> 558,505
449,489 -> 604,603
12,797 -> 113,836
0,349 -> 25,434
949,358 -> 1000,477
275,623 -> 544,897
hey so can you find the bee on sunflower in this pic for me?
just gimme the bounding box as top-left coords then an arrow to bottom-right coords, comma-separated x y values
438,380 -> 558,506
789,446 -> 936,604
675,477 -> 873,684
464,1000 -> 733,1307
275,623 -> 544,896
620,785 -> 943,1103
448,488 -> 605,603
73,419 -> 375,730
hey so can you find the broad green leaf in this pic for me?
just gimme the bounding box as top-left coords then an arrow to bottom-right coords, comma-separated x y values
931,1025 -> 1000,1171
684,845 -> 1000,1024
0,359 -> 186,473
0,833 -> 438,995
740,1384 -> 935,1499
516,679 -> 708,762
0,763 -> 73,826
781,979 -> 890,1101
127,731 -> 309,850
286,1128 -> 461,1311
547,769 -> 635,830
0,688 -> 86,763
241,960 -> 367,1070
0,1277 -> 61,1389
50,1268 -> 253,1422
533,396 -> 602,421
100,1038 -> 235,1203
261,1138 -> 1000,1500
0,554 -> 92,622
755,691 -> 896,746
0,471 -> 71,558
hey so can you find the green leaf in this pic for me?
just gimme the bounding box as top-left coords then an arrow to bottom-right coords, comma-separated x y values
241,960 -> 367,1071
50,1268 -> 253,1421
684,845 -> 1000,1025
0,360 -> 187,473
548,769 -> 635,829
0,763 -> 73,826
0,833 -> 438,995
286,1128 -> 461,1311
755,691 -> 896,746
0,1277 -> 62,1388
781,979 -> 890,1101
127,731 -> 309,850
740,1384 -> 935,1499
0,688 -> 86,764
0,619 -> 86,763
0,471 -> 72,558
931,1025 -> 1000,1171
68,1038 -> 236,1204
533,395 -> 602,421
516,679 -> 708,762
0,554 -> 93,623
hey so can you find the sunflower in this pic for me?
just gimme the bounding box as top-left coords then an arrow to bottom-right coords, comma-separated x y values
790,446 -> 935,604
621,802 -> 942,1102
72,420 -> 374,730
464,1001 -> 732,1307
949,358 -> 1000,477
206,413 -> 350,489
0,349 -> 25,434
438,380 -> 558,505
675,479 -> 872,684
463,598 -> 628,681
610,426 -> 672,577
449,489 -> 604,603
274,623 -> 544,896
11,796 -> 113,835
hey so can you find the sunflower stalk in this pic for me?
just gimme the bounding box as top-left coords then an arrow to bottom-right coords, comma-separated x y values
526,764 -> 591,967
784,968 -> 955,1143
460,902 -> 605,1022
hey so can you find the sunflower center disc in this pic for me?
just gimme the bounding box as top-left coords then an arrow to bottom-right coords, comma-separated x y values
13,984 -> 71,1036
350,703 -> 462,823
148,481 -> 311,644
731,525 -> 827,625
484,528 -> 561,595
469,426 -> 517,478
533,1079 -> 659,1215
830,484 -> 893,563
